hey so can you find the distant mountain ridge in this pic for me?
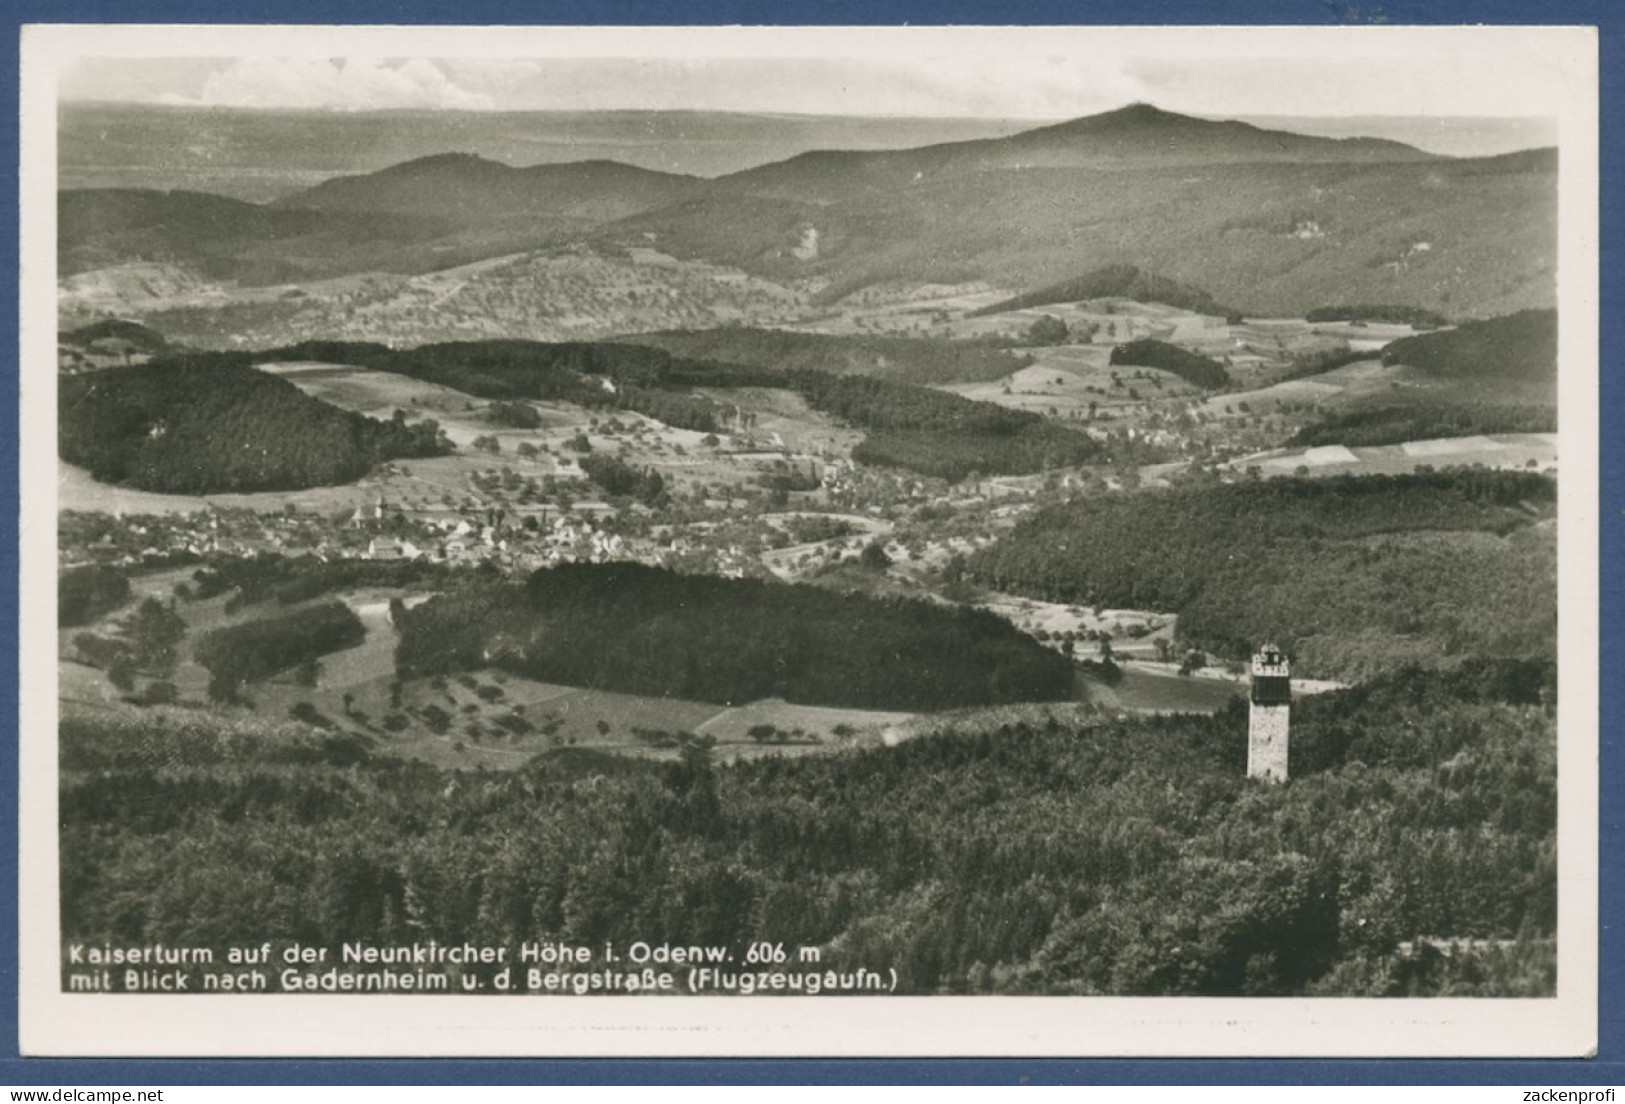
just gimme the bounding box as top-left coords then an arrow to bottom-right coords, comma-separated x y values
718,103 -> 1437,199
57,103 -> 1558,319
1004,103 -> 1437,163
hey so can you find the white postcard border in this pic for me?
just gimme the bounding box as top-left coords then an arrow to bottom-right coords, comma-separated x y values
17,23 -> 1601,1058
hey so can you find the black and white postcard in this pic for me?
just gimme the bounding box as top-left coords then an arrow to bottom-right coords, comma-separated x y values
17,23 -> 1600,1057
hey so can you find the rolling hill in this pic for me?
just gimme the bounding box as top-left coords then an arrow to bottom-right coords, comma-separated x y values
58,188 -> 451,283
605,145 -> 1556,317
277,153 -> 702,224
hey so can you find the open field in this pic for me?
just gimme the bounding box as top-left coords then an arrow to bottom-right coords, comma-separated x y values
976,593 -> 1175,659
691,386 -> 866,457
941,352 -> 1207,422
1232,432 -> 1557,478
268,362 -> 845,502
59,460 -> 383,517
696,700 -> 914,750
1091,665 -> 1245,715
1086,660 -> 1343,716
259,361 -> 528,440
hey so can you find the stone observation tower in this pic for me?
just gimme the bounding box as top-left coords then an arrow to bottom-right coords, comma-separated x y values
1247,643 -> 1292,781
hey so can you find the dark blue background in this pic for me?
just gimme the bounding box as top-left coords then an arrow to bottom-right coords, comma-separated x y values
2,0 -> 1617,1085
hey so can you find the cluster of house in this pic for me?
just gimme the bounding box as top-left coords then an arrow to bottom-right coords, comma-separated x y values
344,496 -> 635,568
64,496 -> 643,574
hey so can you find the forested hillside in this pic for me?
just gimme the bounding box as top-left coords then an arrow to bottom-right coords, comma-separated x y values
968,472 -> 1556,680
623,327 -> 1030,385
395,562 -> 1074,710
1381,309 -> 1557,402
60,658 -> 1554,996
58,360 -> 452,494
607,146 -> 1556,319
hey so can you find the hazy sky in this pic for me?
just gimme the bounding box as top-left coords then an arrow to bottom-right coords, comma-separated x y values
52,26 -> 1589,119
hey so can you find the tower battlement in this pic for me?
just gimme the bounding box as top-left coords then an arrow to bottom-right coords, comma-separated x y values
1250,643 -> 1290,678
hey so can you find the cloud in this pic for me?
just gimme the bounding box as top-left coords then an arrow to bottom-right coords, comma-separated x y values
436,58 -> 543,94
183,57 -> 493,111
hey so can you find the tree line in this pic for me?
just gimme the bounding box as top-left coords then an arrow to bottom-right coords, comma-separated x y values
1288,401 -> 1556,448
195,600 -> 365,702
623,327 -> 1032,386
1108,339 -> 1230,389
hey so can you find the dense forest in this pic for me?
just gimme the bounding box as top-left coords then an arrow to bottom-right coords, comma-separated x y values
395,562 -> 1074,710
967,471 -> 1556,680
579,453 -> 667,505
1108,339 -> 1230,389
241,339 -> 1099,482
194,600 -> 366,702
623,327 -> 1031,386
1288,401 -> 1556,448
1305,304 -> 1449,327
59,361 -> 452,494
1380,309 -> 1557,402
59,657 -> 1554,996
794,372 -> 1098,481
970,264 -> 1228,318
